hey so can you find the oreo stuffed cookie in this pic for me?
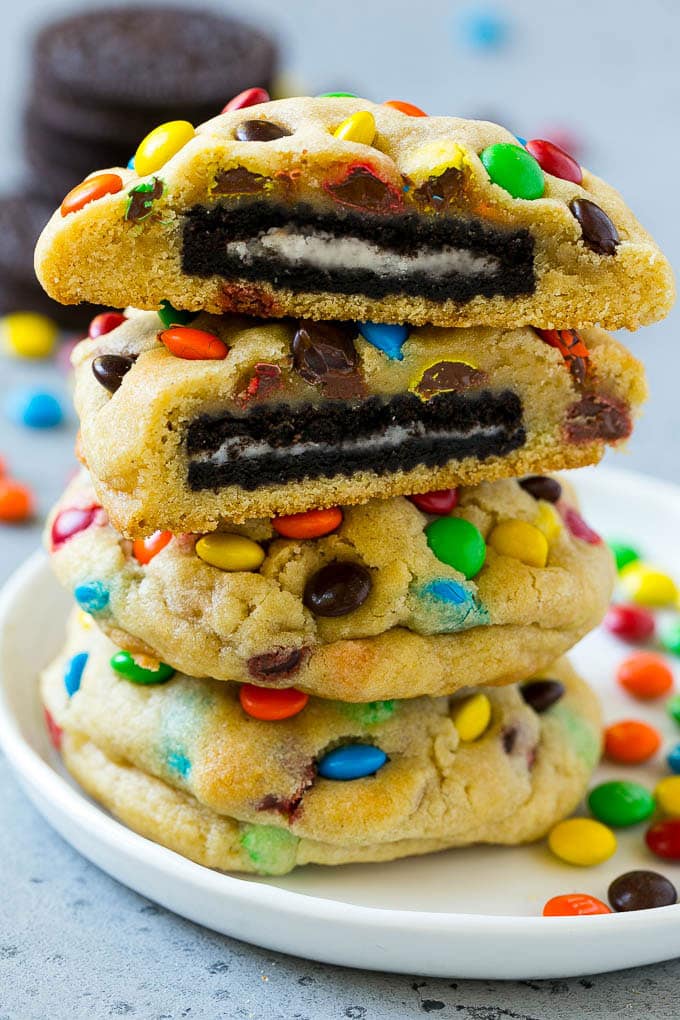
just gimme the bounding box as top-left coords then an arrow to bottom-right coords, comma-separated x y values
71,309 -> 645,532
42,615 -> 602,875
35,97 -> 673,330
45,471 -> 614,701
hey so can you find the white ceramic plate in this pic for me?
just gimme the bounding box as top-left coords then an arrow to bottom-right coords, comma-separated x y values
2,465 -> 680,979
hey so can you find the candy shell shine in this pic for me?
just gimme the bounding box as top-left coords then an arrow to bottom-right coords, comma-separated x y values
134,120 -> 195,176
548,818 -> 617,866
196,533 -> 265,572
318,743 -> 387,781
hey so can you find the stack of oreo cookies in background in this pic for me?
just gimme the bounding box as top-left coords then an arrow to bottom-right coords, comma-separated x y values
35,95 -> 673,876
1,5 -> 277,327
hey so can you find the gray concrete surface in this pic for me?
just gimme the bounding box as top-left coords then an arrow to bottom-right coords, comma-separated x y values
2,0 -> 680,1016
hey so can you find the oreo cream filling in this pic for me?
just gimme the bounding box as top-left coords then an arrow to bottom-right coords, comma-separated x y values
186,390 -> 526,491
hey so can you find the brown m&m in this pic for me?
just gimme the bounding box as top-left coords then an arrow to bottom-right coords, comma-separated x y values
303,561 -> 372,617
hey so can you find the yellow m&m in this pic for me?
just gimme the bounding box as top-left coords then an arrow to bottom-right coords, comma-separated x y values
1,312 -> 57,358
655,776 -> 680,817
134,120 -> 195,176
548,818 -> 617,866
333,111 -> 376,146
619,562 -> 678,607
195,534 -> 265,572
452,692 -> 491,742
488,519 -> 549,568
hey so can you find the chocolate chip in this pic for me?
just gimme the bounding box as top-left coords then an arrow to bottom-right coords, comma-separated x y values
125,177 -> 163,222
413,167 -> 463,209
414,361 -> 488,400
303,561 -> 372,617
247,646 -> 308,680
92,354 -> 135,393
569,198 -> 620,255
519,476 -> 562,503
324,166 -> 402,212
520,679 -> 565,713
292,321 -> 359,386
565,394 -> 632,443
234,120 -> 290,142
608,870 -> 677,912
213,166 -> 270,194
502,725 -> 518,753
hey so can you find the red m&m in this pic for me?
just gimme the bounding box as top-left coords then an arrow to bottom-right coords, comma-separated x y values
604,604 -> 655,643
525,139 -> 583,184
88,312 -> 126,339
408,489 -> 459,515
646,819 -> 680,861
222,87 -> 270,113
239,684 -> 309,720
51,506 -> 100,548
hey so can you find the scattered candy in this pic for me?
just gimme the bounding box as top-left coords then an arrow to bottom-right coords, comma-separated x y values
333,110 -> 376,146
195,533 -> 265,572
425,517 -> 486,579
234,119 -> 290,142
63,652 -> 89,697
667,694 -> 680,725
134,120 -> 195,176
617,652 -> 674,700
609,870 -> 677,911
6,389 -> 63,429
560,506 -> 601,545
608,540 -> 641,573
646,818 -> 680,860
408,489 -> 459,515
587,780 -> 655,828
525,139 -> 582,184
61,173 -> 123,216
0,478 -> 33,522
519,476 -> 562,503
359,321 -> 410,360
222,87 -> 270,113
1,312 -> 57,358
520,679 -> 565,713
44,706 -> 62,750
480,143 -> 544,200
488,519 -> 548,568
451,692 -> 491,742
383,99 -> 427,117
92,354 -> 135,394
239,684 -> 309,721
569,198 -> 620,255
604,604 -> 655,644
133,530 -> 173,564
317,743 -> 387,780
619,562 -> 678,607
317,91 -> 359,99
110,650 -> 174,685
456,6 -> 509,51
51,506 -> 100,548
543,894 -> 611,917
73,580 -> 109,614
604,719 -> 661,764
272,507 -> 343,539
660,619 -> 680,657
667,745 -> 680,774
159,326 -> 228,360
157,301 -> 195,328
303,561 -> 372,617
548,818 -> 617,866
88,311 -> 126,339
654,776 -> 680,817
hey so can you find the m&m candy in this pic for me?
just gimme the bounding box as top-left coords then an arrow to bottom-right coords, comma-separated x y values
61,173 -> 123,216
318,743 -> 387,780
272,507 -> 342,539
619,562 -> 678,607
488,519 -> 548,568
88,311 -> 126,339
303,561 -> 372,617
667,744 -> 680,774
359,321 -> 410,360
239,685 -> 309,721
520,679 -> 565,713
134,120 -> 195,176
654,776 -> 680,817
222,87 -> 270,113
451,692 -> 491,741
196,534 -> 265,572
543,894 -> 611,917
525,139 -> 582,185
74,581 -> 109,614
333,111 -> 376,145
63,652 -> 89,697
608,870 -> 677,911
110,650 -> 174,685
608,540 -> 641,573
604,604 -> 655,644
51,506 -> 100,548
133,531 -> 173,564
548,818 -> 617,866
425,517 -> 486,578
383,99 -> 427,117
617,652 -> 674,700
587,780 -> 655,828
0,478 -> 34,522
660,619 -> 680,657
408,489 -> 459,515
1,312 -> 57,358
160,326 -> 228,360
646,818 -> 680,860
6,389 -> 63,429
480,143 -> 544,200
604,719 -> 661,764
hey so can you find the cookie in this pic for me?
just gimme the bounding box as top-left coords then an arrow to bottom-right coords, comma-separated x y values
35,98 -> 673,330
46,471 -> 614,700
42,616 -> 602,874
71,309 -> 645,531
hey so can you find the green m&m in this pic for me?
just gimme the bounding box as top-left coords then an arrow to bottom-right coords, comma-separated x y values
110,650 -> 174,685
480,143 -> 544,200
587,780 -> 655,828
425,517 -> 486,579
608,540 -> 641,573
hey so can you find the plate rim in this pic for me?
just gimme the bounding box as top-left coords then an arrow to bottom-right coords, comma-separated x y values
2,465 -> 680,943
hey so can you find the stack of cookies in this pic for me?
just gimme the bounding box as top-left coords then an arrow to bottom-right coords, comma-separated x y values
35,95 -> 672,876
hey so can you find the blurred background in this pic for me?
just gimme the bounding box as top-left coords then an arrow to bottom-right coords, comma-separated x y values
1,0 -> 678,578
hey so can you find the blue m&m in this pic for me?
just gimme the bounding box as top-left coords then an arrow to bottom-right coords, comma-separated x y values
74,580 -> 110,614
63,652 -> 89,697
6,389 -> 63,429
317,743 -> 387,780
668,745 -> 680,775
359,322 -> 410,361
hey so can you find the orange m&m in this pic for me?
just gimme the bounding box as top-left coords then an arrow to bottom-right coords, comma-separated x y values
543,894 -> 612,917
617,652 -> 674,700
604,719 -> 661,764
239,684 -> 309,720
61,173 -> 123,217
0,478 -> 34,522
383,100 -> 428,117
159,326 -> 229,360
133,530 -> 173,564
272,507 -> 343,539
